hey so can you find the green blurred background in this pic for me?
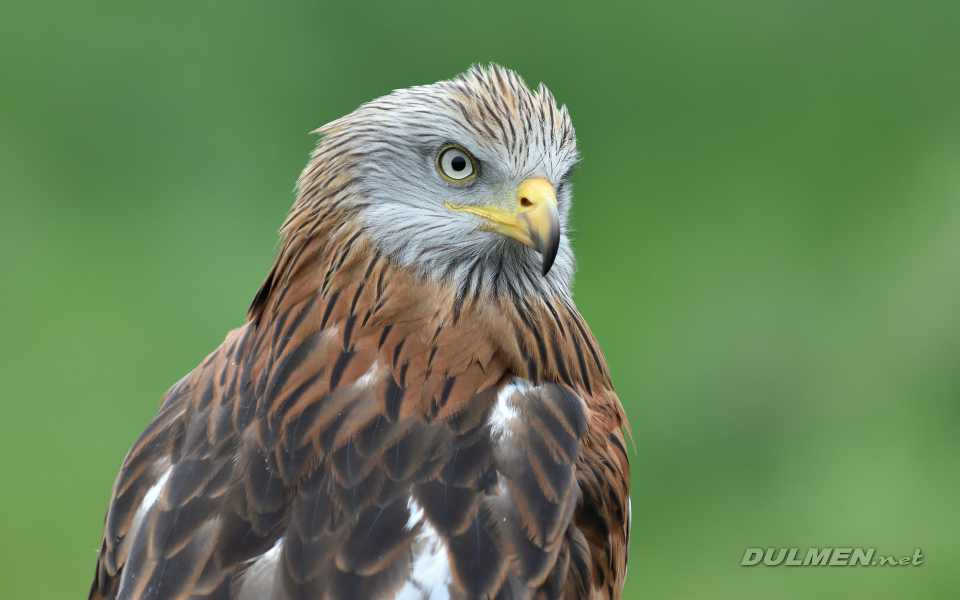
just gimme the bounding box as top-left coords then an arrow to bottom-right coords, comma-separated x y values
2,1 -> 958,598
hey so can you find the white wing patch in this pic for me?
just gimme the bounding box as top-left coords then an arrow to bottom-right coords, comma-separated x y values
488,377 -> 532,438
354,359 -> 380,388
115,463 -> 173,598
139,465 -> 173,520
237,538 -> 284,600
404,495 -> 425,531
395,499 -> 452,600
117,463 -> 172,559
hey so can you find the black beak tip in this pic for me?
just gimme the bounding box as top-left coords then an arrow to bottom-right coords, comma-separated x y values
539,229 -> 560,277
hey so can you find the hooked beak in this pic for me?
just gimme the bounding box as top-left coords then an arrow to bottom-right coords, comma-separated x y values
445,177 -> 561,276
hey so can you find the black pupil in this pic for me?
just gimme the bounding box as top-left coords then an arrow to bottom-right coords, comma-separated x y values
451,155 -> 467,172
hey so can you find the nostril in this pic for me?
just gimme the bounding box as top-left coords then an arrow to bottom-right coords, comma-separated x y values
520,197 -> 533,207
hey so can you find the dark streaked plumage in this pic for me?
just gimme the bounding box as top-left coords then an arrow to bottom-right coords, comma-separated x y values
90,65 -> 630,600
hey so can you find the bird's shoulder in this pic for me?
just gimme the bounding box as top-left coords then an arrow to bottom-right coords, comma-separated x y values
92,248 -> 628,600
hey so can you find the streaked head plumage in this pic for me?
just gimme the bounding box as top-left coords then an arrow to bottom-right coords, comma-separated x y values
295,65 -> 580,300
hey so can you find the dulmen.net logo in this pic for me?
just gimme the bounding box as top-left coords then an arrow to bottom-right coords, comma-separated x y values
741,548 -> 924,567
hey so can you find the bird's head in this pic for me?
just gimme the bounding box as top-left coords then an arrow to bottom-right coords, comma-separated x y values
296,65 -> 580,300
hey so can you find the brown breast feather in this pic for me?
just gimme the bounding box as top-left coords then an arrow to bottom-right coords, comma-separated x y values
90,228 -> 630,600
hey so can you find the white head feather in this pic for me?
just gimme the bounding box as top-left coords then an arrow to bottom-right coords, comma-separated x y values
307,65 -> 580,301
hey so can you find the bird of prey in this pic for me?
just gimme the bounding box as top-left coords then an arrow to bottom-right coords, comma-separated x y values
90,65 -> 630,600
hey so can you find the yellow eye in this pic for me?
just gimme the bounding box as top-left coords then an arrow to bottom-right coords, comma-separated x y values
436,146 -> 477,182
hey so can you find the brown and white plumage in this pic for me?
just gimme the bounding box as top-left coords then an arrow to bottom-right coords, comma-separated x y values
90,65 -> 630,600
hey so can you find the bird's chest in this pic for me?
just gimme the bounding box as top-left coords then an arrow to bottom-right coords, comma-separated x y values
388,375 -> 590,600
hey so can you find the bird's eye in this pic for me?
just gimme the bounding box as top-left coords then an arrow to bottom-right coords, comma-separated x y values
436,146 -> 477,182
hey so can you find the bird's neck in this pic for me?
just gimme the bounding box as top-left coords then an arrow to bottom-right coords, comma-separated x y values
247,215 -> 611,395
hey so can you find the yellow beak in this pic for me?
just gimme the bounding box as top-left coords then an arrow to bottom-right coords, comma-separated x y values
445,177 -> 561,276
